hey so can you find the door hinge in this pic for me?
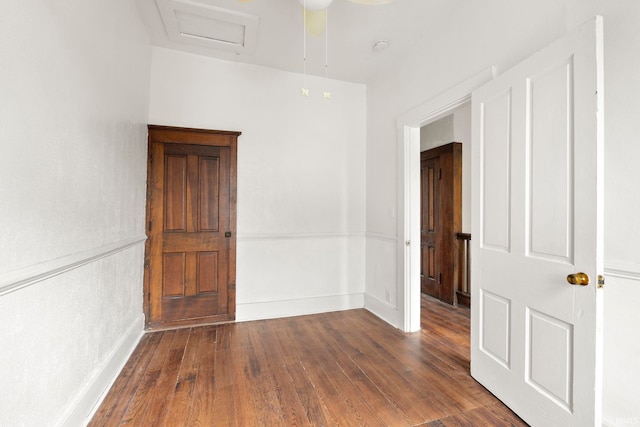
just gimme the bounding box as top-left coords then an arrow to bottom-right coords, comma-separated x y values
438,272 -> 442,283
148,221 -> 153,232
439,169 -> 442,180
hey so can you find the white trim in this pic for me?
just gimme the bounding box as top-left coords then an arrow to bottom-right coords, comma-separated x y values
236,232 -> 366,241
236,293 -> 364,322
364,293 -> 403,330
365,232 -> 398,243
396,68 -> 495,333
0,236 -> 147,297
604,263 -> 640,281
56,314 -> 144,427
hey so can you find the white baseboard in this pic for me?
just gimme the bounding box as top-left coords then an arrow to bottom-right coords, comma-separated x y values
55,314 -> 144,427
236,293 -> 365,322
364,294 -> 403,330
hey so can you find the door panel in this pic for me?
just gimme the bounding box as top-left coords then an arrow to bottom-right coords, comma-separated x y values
164,155 -> 187,231
480,90 -> 511,252
480,290 -> 510,368
199,157 -> 220,231
471,18 -> 603,426
527,58 -> 574,262
197,252 -> 219,294
421,156 -> 440,298
145,126 -> 239,330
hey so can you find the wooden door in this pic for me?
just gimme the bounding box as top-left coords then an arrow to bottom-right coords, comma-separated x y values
420,143 -> 462,304
145,125 -> 239,330
421,156 -> 440,298
470,18 -> 603,426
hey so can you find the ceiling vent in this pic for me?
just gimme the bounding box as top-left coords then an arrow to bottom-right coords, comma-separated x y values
156,0 -> 259,55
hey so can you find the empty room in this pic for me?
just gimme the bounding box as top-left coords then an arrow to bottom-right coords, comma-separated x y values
1,1 -> 639,426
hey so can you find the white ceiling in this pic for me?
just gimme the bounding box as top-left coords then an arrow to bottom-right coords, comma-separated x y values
136,0 -> 453,83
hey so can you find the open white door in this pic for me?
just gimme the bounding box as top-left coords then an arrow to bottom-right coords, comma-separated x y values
471,17 -> 604,426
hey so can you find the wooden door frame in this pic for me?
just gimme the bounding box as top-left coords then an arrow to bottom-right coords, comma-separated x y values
395,69 -> 494,332
143,125 -> 240,329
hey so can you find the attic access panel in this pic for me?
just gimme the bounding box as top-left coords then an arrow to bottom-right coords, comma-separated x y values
156,0 -> 259,54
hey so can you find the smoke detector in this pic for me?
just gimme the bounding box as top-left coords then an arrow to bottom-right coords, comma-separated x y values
373,40 -> 389,52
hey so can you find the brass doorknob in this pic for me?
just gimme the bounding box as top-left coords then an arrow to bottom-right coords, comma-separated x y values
567,272 -> 589,286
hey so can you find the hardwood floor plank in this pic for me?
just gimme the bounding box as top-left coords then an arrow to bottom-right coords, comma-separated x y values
185,325 -> 219,426
120,329 -> 177,424
269,320 -> 336,425
88,332 -> 162,426
210,326 -> 239,426
89,296 -> 528,426
285,359 -> 336,426
298,314 -> 413,426
337,313 -> 469,422
225,325 -> 261,426
252,324 -> 315,426
423,402 -> 526,427
237,325 -> 288,426
162,327 -> 204,426
296,341 -> 384,426
140,327 -> 191,425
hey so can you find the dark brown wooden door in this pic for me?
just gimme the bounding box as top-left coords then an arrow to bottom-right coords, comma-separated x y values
421,156 -> 440,298
145,126 -> 239,329
420,142 -> 462,305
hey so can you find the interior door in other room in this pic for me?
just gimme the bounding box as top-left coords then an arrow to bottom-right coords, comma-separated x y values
471,17 -> 603,426
420,143 -> 462,305
421,155 -> 440,298
145,126 -> 239,330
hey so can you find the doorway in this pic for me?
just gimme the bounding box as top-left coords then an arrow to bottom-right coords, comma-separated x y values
420,142 -> 462,305
396,68 -> 494,333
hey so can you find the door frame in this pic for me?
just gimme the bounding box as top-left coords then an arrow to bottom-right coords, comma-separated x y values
396,68 -> 495,332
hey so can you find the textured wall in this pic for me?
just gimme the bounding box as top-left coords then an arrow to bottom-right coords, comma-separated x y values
148,48 -> 367,320
0,1 -> 151,425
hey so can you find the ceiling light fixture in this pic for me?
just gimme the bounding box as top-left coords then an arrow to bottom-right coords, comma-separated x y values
276,0 -> 396,97
301,0 -> 331,99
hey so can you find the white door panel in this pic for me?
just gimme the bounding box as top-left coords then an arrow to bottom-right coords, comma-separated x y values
471,17 -> 603,426
480,89 -> 512,253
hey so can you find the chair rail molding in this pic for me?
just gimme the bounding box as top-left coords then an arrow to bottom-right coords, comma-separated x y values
0,235 -> 148,297
604,261 -> 640,281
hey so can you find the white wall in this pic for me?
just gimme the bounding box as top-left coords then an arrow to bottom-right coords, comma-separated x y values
0,1 -> 151,426
364,0 -> 640,424
148,48 -> 367,321
602,274 -> 640,427
420,115 -> 453,152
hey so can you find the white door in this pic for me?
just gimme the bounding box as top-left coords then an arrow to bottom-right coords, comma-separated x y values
470,17 -> 604,426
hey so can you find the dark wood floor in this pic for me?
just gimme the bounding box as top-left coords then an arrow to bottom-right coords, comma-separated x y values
89,295 -> 527,426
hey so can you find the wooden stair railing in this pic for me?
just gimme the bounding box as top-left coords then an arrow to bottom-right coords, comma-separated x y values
456,233 -> 471,308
